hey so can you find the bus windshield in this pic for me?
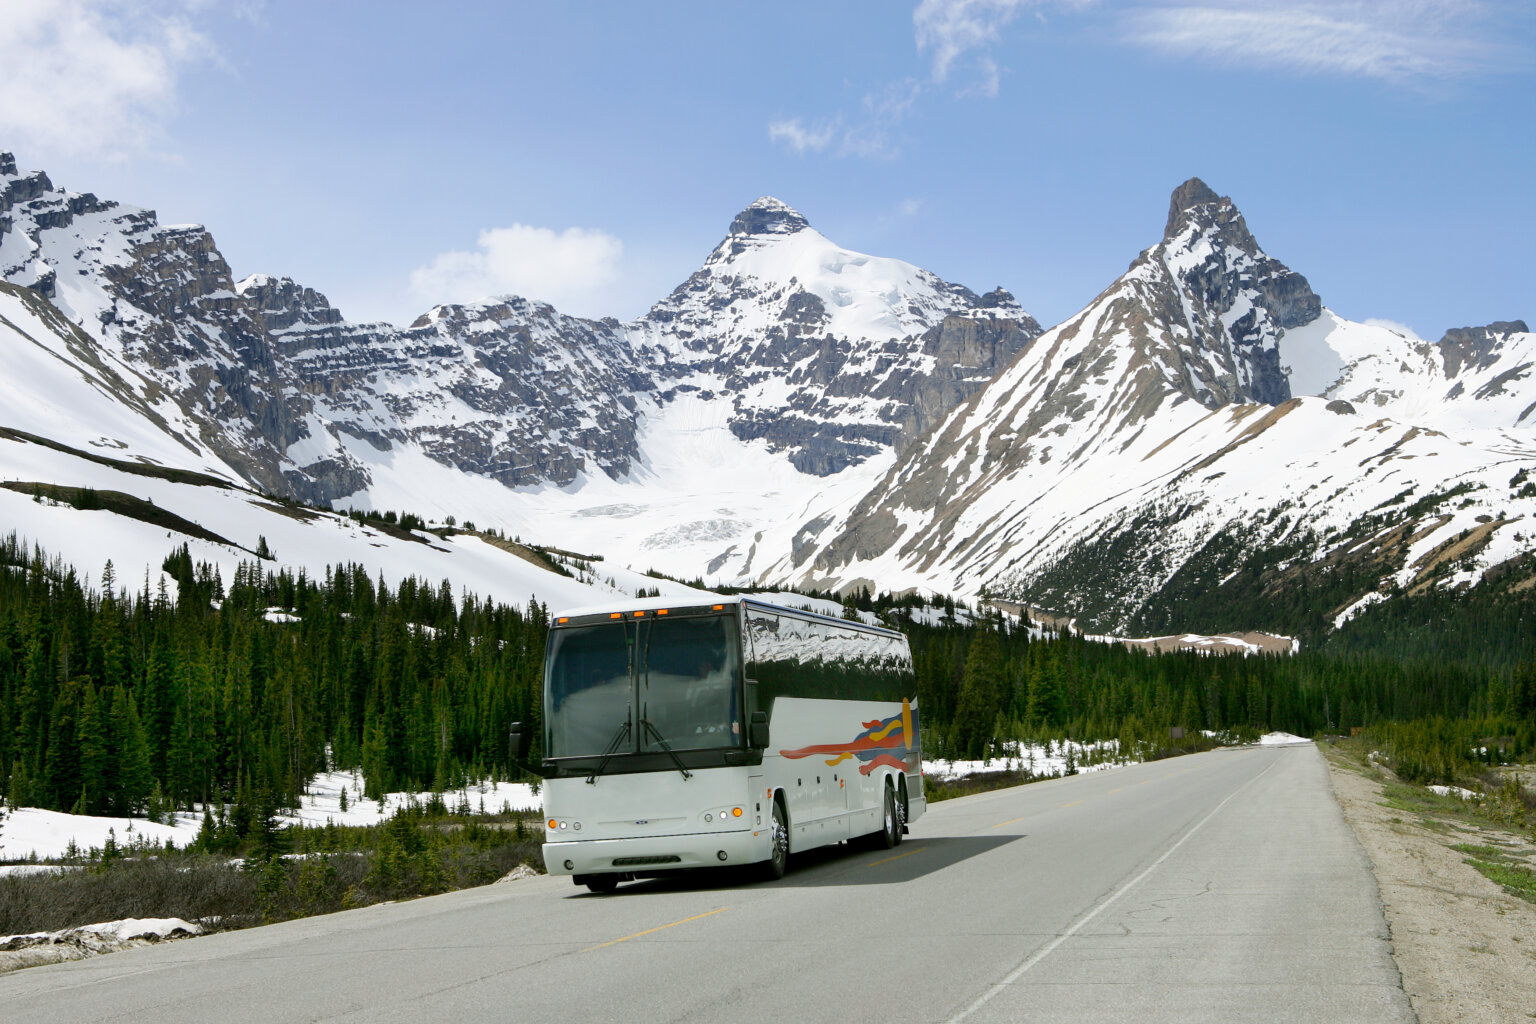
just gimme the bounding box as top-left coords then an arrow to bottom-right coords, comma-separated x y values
546,622 -> 632,759
545,613 -> 741,760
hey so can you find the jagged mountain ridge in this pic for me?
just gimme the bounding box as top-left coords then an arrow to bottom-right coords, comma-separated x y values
0,155 -> 1038,506
768,179 -> 1534,632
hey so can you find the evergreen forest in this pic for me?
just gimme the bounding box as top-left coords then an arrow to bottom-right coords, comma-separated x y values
2,535 -> 1533,828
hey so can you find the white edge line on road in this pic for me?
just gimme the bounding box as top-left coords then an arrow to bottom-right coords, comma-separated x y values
944,750 -> 1285,1024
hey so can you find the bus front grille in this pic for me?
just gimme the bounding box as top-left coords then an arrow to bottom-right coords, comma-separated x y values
612,855 -> 682,867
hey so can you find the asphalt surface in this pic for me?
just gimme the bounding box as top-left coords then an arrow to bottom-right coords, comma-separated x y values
3,744 -> 1416,1023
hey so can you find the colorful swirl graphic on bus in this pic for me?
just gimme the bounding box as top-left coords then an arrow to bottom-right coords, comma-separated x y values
780,698 -> 916,775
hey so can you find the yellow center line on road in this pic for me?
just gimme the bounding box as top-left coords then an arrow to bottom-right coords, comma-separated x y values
992,816 -> 1027,829
868,846 -> 925,867
1108,787 -> 1125,794
581,907 -> 728,953
1139,780 -> 1153,786
1062,800 -> 1083,808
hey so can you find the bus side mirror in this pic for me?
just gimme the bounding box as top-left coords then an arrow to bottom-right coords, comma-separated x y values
748,711 -> 769,749
509,722 -> 530,762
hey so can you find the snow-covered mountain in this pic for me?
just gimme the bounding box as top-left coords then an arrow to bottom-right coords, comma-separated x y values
2,149 -> 1531,632
771,179 -> 1534,632
0,153 -> 1037,599
635,196 -> 1039,475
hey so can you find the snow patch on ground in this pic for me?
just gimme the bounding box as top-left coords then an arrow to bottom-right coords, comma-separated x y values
924,739 -> 1124,781
0,917 -> 203,974
0,772 -> 542,862
1258,732 -> 1312,746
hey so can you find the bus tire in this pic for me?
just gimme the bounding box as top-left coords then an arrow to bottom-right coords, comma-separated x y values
584,875 -> 619,895
762,799 -> 789,880
895,779 -> 909,843
877,785 -> 899,849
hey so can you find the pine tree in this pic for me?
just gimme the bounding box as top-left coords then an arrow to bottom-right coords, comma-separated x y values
953,626 -> 1004,759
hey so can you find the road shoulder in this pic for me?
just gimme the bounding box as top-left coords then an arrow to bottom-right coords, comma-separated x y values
1323,746 -> 1536,1024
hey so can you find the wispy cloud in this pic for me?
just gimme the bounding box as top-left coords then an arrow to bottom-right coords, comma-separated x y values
0,0 -> 214,161
1120,1 -> 1520,81
768,117 -> 841,154
914,0 -> 1092,89
769,1 -> 1084,160
772,0 -> 1519,163
1362,317 -> 1423,340
769,78 -> 920,160
409,224 -> 626,318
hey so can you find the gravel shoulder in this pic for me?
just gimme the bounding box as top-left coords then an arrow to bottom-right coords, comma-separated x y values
1324,746 -> 1536,1024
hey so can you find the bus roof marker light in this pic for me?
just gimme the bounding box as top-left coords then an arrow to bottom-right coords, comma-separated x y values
609,613 -> 623,619
633,610 -> 646,617
657,609 -> 669,615
712,604 -> 724,611
556,617 -> 569,624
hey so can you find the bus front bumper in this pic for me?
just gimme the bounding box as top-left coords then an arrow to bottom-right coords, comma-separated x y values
544,828 -> 765,877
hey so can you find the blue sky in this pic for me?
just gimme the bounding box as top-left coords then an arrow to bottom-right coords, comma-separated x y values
2,1 -> 1531,338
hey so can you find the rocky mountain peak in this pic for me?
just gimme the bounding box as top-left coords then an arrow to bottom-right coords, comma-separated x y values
1165,177 -> 1224,239
0,151 -> 16,177
235,274 -> 345,333
728,196 -> 810,238
1152,178 -> 1321,401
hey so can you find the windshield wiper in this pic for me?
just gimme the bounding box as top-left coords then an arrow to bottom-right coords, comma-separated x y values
586,717 -> 632,784
640,718 -> 693,780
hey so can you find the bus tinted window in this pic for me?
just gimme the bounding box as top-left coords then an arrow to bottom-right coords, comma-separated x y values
546,623 -> 631,758
745,603 -> 914,706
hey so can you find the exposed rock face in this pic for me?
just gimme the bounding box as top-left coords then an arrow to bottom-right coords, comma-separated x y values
1439,320 -> 1530,379
1155,177 -> 1318,406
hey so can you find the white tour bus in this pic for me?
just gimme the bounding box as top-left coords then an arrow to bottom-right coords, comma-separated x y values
511,595 -> 925,892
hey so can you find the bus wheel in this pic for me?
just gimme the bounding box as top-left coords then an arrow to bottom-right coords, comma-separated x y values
585,876 -> 619,895
762,800 -> 789,880
877,786 -> 899,849
894,781 -> 908,844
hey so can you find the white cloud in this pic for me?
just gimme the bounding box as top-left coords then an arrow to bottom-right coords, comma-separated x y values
768,117 -> 840,154
0,0 -> 213,160
897,197 -> 924,216
409,224 -> 626,318
1120,2 -> 1514,80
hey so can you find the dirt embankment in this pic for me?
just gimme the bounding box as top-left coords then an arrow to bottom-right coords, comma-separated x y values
1324,750 -> 1536,1024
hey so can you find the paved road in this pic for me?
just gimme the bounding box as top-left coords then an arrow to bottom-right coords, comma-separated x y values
3,744 -> 1415,1023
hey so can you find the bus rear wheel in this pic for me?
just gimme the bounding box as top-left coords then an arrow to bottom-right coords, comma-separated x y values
877,786 -> 899,848
583,875 -> 619,895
